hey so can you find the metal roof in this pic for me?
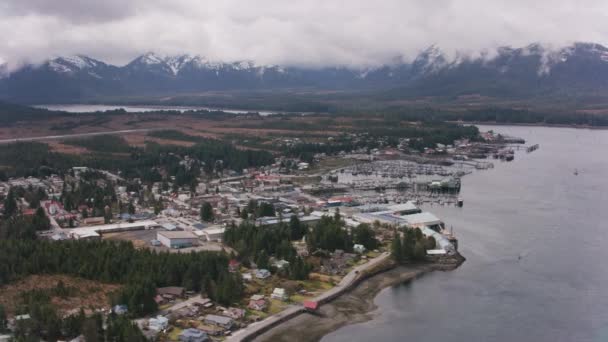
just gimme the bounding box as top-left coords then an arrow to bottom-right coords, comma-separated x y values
71,220 -> 159,238
157,231 -> 197,239
402,212 -> 441,225
204,314 -> 233,325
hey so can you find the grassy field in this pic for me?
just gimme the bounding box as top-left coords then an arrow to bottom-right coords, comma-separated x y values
268,299 -> 290,315
167,327 -> 183,341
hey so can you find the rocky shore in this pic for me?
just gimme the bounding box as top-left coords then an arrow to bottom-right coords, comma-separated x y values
253,254 -> 465,342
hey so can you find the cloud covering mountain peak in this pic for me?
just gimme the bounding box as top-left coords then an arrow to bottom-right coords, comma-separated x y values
2,0 -> 608,71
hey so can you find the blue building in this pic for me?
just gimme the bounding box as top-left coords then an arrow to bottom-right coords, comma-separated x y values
179,328 -> 209,342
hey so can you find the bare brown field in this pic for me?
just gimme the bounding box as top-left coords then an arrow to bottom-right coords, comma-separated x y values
122,133 -> 196,148
0,274 -> 121,317
0,113 -> 357,154
47,141 -> 90,154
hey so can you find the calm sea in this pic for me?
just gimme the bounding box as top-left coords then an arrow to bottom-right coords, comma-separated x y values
323,125 -> 608,342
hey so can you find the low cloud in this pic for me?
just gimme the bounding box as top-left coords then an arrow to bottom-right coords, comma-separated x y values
2,0 -> 608,69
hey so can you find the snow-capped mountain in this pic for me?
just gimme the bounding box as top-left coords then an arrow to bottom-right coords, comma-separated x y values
48,55 -> 103,73
4,42 -> 608,102
124,52 -> 260,77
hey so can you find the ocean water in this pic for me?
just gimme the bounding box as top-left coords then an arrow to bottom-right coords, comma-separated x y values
323,125 -> 608,342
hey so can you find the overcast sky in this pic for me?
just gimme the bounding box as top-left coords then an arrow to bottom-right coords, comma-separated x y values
2,0 -> 608,68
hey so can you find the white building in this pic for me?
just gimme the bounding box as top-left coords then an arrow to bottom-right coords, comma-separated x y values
148,316 -> 169,331
353,244 -> 366,254
271,288 -> 287,301
402,212 -> 444,230
70,220 -> 159,239
157,231 -> 198,248
201,227 -> 225,242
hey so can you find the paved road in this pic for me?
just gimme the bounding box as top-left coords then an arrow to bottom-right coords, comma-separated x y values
312,252 -> 389,303
228,252 -> 390,342
0,128 -> 158,144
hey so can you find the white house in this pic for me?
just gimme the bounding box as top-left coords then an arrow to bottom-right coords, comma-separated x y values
353,244 -> 366,254
255,269 -> 271,279
148,316 -> 169,331
271,288 -> 287,301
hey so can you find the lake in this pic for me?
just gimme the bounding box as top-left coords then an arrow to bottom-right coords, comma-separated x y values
323,125 -> 608,342
33,104 -> 283,116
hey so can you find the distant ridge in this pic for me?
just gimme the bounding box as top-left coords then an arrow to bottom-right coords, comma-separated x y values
3,42 -> 608,102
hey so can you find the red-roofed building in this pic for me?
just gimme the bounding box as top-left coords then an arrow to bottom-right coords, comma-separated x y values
22,208 -> 36,216
228,259 -> 240,273
304,300 -> 319,311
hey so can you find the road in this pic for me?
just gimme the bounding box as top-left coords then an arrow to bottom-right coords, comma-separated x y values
0,128 -> 159,144
312,252 -> 389,303
228,252 -> 390,342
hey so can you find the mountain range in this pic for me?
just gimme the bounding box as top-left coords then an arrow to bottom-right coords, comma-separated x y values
2,42 -> 608,103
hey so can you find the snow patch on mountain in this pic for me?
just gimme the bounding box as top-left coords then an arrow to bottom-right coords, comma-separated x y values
48,55 -> 103,74
139,52 -> 164,65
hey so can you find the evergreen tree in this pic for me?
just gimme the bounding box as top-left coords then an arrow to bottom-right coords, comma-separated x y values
154,200 -> 164,215
391,233 -> 403,263
0,304 -> 7,333
200,202 -> 214,222
127,201 -> 135,215
256,202 -> 275,217
413,241 -> 427,261
353,223 -> 378,250
32,207 -> 50,231
3,188 -> 17,218
81,314 -> 103,342
426,236 -> 436,250
255,250 -> 270,270
289,215 -> 307,240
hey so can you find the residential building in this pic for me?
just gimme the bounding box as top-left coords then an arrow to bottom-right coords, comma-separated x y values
228,259 -> 240,273
179,328 -> 209,342
112,305 -> 128,315
353,244 -> 366,254
255,269 -> 271,279
271,288 -> 287,301
157,286 -> 186,300
148,316 -> 169,331
272,259 -> 290,270
248,297 -> 267,311
204,314 -> 234,329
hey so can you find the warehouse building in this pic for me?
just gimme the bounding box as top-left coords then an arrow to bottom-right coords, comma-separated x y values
157,231 -> 198,249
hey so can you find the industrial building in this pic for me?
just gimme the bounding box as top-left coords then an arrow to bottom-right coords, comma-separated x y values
70,220 -> 159,239
402,212 -> 444,231
157,231 -> 199,248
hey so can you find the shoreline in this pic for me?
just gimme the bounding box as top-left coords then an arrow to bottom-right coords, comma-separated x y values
252,256 -> 465,342
459,121 -> 608,130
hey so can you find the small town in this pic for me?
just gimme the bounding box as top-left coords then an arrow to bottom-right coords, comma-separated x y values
1,4 -> 604,341
0,126 -> 532,342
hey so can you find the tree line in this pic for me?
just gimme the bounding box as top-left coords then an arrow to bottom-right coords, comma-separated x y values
306,212 -> 379,253
0,238 -> 233,316
223,216 -> 311,280
391,227 -> 436,263
0,134 -> 274,181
